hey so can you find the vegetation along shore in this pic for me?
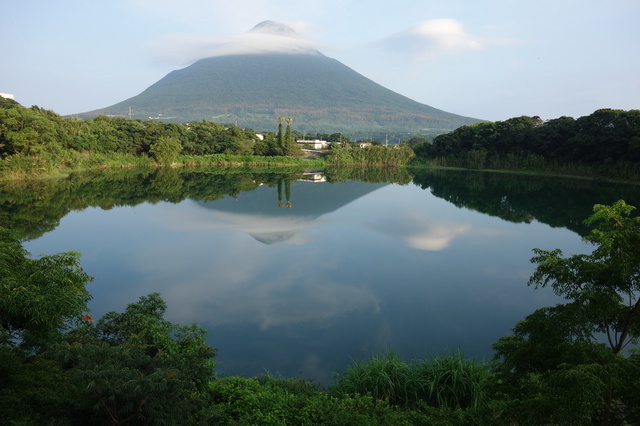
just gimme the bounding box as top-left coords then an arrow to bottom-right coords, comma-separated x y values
1,96 -> 639,181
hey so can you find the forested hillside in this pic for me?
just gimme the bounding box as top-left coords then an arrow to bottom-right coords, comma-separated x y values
413,108 -> 640,179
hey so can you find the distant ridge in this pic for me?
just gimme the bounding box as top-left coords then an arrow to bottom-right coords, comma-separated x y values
78,21 -> 482,134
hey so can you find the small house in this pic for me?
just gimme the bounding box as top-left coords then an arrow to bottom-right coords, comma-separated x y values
296,139 -> 329,150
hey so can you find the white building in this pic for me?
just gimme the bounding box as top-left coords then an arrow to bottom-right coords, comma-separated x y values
0,93 -> 15,100
296,139 -> 329,150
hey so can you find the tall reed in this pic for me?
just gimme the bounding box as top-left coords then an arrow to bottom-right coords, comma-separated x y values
332,349 -> 491,410
332,350 -> 417,406
415,349 -> 491,410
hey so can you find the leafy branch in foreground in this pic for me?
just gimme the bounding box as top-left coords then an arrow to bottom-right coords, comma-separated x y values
493,200 -> 640,424
528,200 -> 640,354
0,227 -> 93,350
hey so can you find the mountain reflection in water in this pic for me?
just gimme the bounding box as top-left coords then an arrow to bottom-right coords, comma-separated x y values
195,179 -> 387,244
9,168 -> 640,385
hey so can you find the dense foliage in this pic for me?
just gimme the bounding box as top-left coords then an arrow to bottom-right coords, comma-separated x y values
0,228 -> 92,350
0,97 -> 420,178
9,98 -> 272,158
492,200 -> 640,424
0,227 -> 216,424
52,293 -> 217,424
414,109 -> 640,179
326,142 -> 415,167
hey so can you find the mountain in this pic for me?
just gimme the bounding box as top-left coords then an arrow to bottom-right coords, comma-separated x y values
78,21 -> 482,134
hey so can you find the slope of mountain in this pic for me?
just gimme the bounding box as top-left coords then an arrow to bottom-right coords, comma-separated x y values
78,22 -> 482,134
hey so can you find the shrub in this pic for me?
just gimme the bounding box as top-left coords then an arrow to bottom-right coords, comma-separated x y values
150,136 -> 182,165
204,375 -> 461,425
50,293 -> 217,425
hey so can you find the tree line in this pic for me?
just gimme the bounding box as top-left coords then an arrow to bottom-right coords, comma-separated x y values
412,109 -> 640,179
0,97 -> 419,176
0,97 -> 303,171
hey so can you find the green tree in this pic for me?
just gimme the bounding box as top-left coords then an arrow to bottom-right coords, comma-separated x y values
0,227 -> 93,423
405,136 -> 429,146
529,200 -> 640,354
283,117 -> 293,156
53,292 -> 217,424
0,227 -> 93,349
149,136 -> 182,165
276,116 -> 284,155
0,104 -> 62,158
492,200 -> 640,424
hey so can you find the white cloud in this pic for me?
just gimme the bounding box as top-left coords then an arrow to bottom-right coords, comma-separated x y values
363,208 -> 473,251
375,19 -> 485,60
131,233 -> 381,330
413,19 -> 484,51
152,20 -> 323,65
404,223 -> 473,251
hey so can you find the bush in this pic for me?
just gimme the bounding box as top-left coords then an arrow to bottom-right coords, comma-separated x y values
203,375 -> 462,425
50,293 -> 217,425
149,136 -> 182,165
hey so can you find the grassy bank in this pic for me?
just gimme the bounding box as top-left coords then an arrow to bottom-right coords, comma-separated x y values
0,151 -> 326,180
202,350 -> 489,425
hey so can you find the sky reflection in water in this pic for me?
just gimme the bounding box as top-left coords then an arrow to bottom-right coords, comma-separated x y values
25,179 -> 589,384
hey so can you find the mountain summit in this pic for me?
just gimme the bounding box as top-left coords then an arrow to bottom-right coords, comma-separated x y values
78,21 -> 482,133
203,20 -> 322,57
250,20 -> 300,37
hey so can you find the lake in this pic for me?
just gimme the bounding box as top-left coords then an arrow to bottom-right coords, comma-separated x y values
5,167 -> 640,385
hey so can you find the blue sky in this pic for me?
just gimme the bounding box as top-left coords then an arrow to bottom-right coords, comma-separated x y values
1,0 -> 638,122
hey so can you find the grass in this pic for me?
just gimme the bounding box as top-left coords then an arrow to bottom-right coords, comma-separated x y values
0,152 -> 326,180
205,374 -> 470,425
332,350 -> 418,406
332,349 -> 491,410
179,153 -> 324,167
415,349 -> 491,410
202,349 -> 491,424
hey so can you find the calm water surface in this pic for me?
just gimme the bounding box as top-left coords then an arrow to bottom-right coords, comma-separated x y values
16,169 -> 637,384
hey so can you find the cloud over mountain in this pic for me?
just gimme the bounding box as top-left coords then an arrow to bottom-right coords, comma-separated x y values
153,20 -> 322,64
